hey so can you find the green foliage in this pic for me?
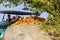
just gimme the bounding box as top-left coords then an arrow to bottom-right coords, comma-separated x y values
0,0 -> 3,3
28,0 -> 60,24
39,22 -> 60,37
27,0 -> 60,25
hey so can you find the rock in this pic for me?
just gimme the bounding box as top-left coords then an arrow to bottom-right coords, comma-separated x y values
3,24 -> 52,40
3,17 -> 52,40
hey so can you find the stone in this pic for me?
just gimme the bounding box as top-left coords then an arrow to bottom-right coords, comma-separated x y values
3,17 -> 52,40
3,24 -> 52,40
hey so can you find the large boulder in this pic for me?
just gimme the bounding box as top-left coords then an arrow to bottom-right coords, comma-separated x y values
3,17 -> 52,40
3,24 -> 52,40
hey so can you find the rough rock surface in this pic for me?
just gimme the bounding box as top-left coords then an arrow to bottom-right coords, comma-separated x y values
3,17 -> 52,40
3,24 -> 52,40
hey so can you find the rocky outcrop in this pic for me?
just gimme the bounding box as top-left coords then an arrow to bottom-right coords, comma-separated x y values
3,17 -> 52,40
3,24 -> 52,40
